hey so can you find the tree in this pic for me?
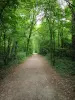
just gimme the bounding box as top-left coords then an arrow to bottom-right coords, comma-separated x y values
64,0 -> 75,60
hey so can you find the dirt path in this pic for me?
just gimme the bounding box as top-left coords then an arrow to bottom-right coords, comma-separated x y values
0,54 -> 74,100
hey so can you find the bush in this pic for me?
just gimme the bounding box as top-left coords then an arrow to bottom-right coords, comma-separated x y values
54,57 -> 75,76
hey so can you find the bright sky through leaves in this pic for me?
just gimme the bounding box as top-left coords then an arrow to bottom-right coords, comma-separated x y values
36,11 -> 44,27
57,0 -> 67,9
36,0 -> 67,27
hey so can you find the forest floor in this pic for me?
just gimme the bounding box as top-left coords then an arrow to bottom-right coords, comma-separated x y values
0,54 -> 75,100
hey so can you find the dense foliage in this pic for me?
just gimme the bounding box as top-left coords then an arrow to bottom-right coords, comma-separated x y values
0,0 -> 75,75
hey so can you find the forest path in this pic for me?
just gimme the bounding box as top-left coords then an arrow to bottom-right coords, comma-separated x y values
0,54 -> 71,100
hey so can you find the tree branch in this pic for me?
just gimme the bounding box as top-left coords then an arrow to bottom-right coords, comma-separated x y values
64,0 -> 75,8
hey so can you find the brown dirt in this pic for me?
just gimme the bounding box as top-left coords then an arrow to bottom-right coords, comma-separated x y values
0,54 -> 75,100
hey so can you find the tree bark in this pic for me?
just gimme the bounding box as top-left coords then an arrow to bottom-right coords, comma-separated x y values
26,11 -> 35,56
72,11 -> 75,60
3,32 -> 7,65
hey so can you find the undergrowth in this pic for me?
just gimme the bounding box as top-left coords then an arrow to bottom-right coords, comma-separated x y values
0,52 -> 27,69
46,55 -> 75,77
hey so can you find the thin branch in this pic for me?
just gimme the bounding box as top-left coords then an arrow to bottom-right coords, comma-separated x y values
64,0 -> 75,8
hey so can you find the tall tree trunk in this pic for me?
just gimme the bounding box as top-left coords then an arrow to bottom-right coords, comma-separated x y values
26,10 -> 35,56
3,32 -> 7,65
44,3 -> 56,65
58,27 -> 60,48
7,37 -> 11,61
26,21 -> 34,56
61,29 -> 64,48
11,41 -> 18,59
52,28 -> 55,65
14,41 -> 18,59
71,0 -> 75,60
46,17 -> 53,63
58,9 -> 60,48
72,11 -> 75,60
65,0 -> 75,60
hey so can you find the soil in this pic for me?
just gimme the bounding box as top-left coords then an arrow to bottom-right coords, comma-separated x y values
0,54 -> 75,100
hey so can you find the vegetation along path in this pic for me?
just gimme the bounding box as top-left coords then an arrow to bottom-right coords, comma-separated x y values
0,54 -> 74,100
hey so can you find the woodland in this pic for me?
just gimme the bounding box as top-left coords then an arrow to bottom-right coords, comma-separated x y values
0,0 -> 75,76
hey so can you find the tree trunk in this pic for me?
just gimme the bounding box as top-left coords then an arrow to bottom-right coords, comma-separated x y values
3,32 -> 7,65
26,11 -> 35,56
65,0 -> 75,60
72,11 -> 75,60
26,21 -> 34,56
7,37 -> 11,61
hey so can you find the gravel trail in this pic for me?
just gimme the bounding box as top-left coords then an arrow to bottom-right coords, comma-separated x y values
0,54 -> 70,100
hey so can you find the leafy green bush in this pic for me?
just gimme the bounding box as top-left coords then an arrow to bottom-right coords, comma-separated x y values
46,54 -> 75,77
0,52 -> 26,69
54,57 -> 75,76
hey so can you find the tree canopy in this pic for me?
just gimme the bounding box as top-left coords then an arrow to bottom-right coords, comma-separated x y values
0,0 -> 75,75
